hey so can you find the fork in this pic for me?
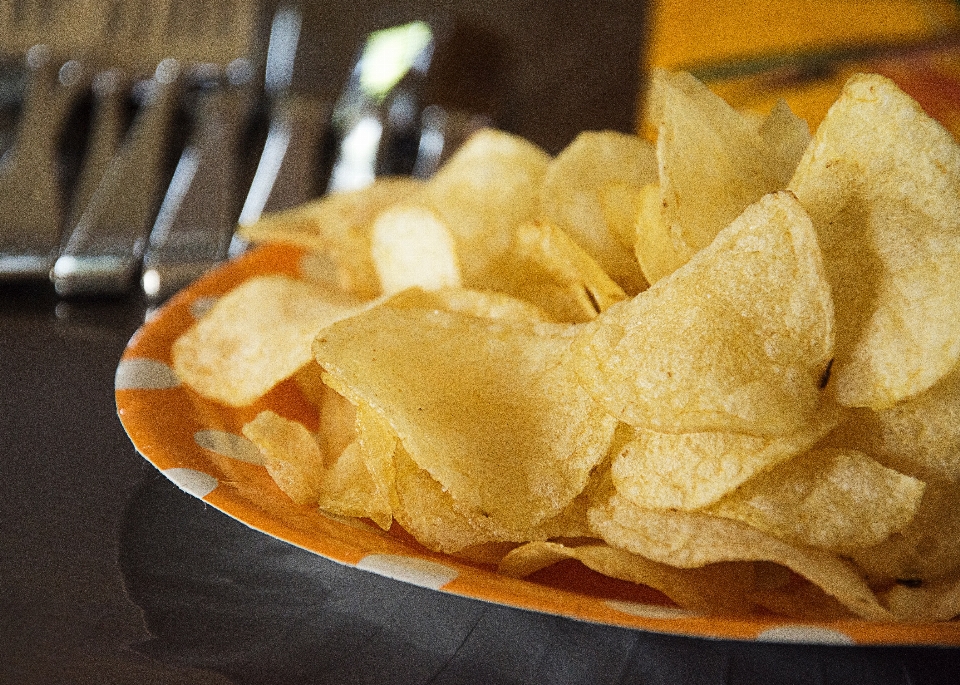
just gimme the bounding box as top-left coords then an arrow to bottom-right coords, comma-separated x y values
0,0 -> 96,279
52,0 -> 256,297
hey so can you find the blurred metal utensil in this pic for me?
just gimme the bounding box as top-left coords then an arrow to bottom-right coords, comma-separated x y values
52,58 -> 181,297
0,47 -> 85,279
230,6 -> 328,257
54,0 -> 257,297
141,76 -> 253,302
0,0 -> 109,280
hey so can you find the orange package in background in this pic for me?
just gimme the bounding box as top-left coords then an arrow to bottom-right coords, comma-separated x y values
641,0 -> 960,135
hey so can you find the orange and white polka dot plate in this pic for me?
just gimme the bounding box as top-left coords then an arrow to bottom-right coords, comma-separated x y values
116,243 -> 960,646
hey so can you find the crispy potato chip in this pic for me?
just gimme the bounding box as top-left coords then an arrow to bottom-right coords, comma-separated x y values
750,563 -> 855,621
419,129 -> 550,291
242,404 -> 394,529
573,191 -> 834,437
238,177 -> 421,298
242,410 -> 327,505
354,402 -> 399,515
292,360 -> 328,409
588,493 -> 892,620
613,406 -> 838,510
508,220 -> 628,323
314,378 -> 358,459
849,480 -> 960,584
598,182 -> 643,250
313,306 -> 617,533
316,439 -> 392,529
708,447 -> 925,553
648,69 -> 808,253
383,286 -> 552,323
632,183 -> 695,285
757,99 -> 812,182
789,73 -> 960,408
370,205 -> 462,295
541,130 -> 656,293
391,444 -> 500,553
873,367 -> 960,483
172,275 -> 367,406
885,574 -> 960,622
499,541 -> 755,615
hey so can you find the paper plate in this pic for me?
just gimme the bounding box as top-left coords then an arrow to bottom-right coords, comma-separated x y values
116,242 -> 960,646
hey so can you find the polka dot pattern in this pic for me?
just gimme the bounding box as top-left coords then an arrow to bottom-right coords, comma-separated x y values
163,467 -> 219,498
194,429 -> 263,465
756,626 -> 856,645
115,358 -> 180,390
356,554 -> 459,590
190,296 -> 218,319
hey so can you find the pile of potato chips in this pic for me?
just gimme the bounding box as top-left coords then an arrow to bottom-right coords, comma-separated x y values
172,69 -> 960,623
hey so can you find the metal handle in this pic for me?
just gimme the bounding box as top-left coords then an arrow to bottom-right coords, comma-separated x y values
52,59 -> 181,297
141,83 -> 253,301
229,94 -> 328,257
68,69 -> 127,229
0,48 -> 85,279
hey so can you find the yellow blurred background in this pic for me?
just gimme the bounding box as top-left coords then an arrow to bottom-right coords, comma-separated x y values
643,0 -> 960,134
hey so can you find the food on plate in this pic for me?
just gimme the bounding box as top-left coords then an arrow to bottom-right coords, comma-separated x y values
170,70 -> 960,622
171,275 -> 368,407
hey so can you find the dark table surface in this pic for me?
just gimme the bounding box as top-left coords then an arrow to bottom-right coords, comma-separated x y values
2,274 -> 960,685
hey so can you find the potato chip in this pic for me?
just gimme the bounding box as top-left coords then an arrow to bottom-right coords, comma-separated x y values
612,405 -> 838,510
316,439 -> 393,529
313,305 -> 617,533
757,99 -> 812,183
849,480 -> 960,584
508,220 -> 627,323
788,73 -> 960,409
632,183 -> 695,285
573,191 -> 834,437
541,130 -> 656,293
383,286 -> 552,323
391,444 -> 500,553
750,563 -> 854,621
354,402 -> 399,515
598,182 -> 644,250
588,493 -> 892,620
292,360 -> 329,409
238,177 -> 421,298
708,447 -> 925,553
242,410 -> 327,505
172,275 -> 367,406
370,205 -> 462,295
419,129 -> 550,291
499,541 -> 755,615
242,403 -> 394,529
860,364 -> 960,483
648,69 -> 808,254
885,574 -> 960,622
314,378 -> 359,460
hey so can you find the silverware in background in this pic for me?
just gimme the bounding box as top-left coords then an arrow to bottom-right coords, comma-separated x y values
52,0 -> 257,297
0,0 -> 97,280
0,2 -> 504,302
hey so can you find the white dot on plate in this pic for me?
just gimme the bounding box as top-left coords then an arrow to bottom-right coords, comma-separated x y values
190,296 -> 219,319
356,554 -> 459,590
162,467 -> 218,498
115,358 -> 180,390
756,625 -> 856,645
194,429 -> 263,465
606,599 -> 701,620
